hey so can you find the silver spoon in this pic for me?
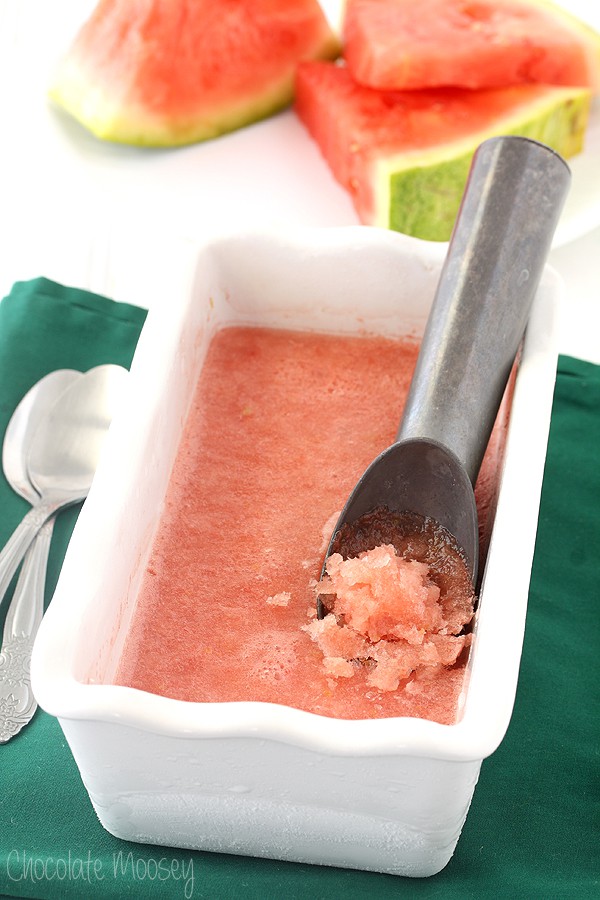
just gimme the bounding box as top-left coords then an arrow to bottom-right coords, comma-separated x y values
0,369 -> 81,743
318,136 -> 570,616
0,364 -> 128,614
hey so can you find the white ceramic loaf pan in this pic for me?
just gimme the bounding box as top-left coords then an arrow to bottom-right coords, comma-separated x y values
31,226 -> 561,877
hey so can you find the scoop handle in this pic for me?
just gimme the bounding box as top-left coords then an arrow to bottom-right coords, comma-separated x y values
397,136 -> 570,484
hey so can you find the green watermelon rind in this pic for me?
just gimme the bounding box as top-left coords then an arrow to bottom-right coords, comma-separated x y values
372,87 -> 591,241
49,61 -> 330,147
49,16 -> 340,148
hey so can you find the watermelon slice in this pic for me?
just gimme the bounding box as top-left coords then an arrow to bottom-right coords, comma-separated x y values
49,0 -> 340,147
294,61 -> 591,241
343,0 -> 600,91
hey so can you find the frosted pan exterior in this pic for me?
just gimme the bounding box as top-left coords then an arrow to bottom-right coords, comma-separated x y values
31,227 -> 560,876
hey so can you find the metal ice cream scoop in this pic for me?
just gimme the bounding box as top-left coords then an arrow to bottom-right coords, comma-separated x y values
318,135 -> 570,616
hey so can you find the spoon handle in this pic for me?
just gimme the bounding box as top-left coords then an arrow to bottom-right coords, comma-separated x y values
397,136 -> 571,485
0,496 -> 75,606
0,520 -> 54,743
3,518 -> 53,637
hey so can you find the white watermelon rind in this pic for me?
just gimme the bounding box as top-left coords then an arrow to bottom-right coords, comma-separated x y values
346,0 -> 600,92
48,19 -> 340,148
532,0 -> 600,89
49,61 -> 309,147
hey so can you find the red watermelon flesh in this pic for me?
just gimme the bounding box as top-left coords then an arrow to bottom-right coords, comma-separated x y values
343,0 -> 600,90
294,61 -> 591,240
49,0 -> 340,146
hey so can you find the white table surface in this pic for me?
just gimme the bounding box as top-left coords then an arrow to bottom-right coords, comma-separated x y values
0,0 -> 598,364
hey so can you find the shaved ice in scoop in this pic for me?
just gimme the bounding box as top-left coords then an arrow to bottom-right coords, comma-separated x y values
306,514 -> 475,692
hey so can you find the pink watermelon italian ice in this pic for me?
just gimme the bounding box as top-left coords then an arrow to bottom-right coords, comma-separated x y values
295,61 -> 591,240
114,325 -> 504,723
343,0 -> 600,91
305,543 -> 474,693
49,0 -> 340,147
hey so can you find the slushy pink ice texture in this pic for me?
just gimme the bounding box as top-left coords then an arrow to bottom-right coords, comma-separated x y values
115,326 -> 507,724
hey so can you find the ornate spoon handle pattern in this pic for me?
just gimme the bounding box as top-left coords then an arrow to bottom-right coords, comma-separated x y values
0,518 -> 54,743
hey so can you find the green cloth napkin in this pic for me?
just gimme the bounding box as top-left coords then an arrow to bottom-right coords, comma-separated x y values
0,279 -> 598,899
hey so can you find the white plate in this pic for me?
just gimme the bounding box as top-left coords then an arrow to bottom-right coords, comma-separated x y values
556,95 -> 600,245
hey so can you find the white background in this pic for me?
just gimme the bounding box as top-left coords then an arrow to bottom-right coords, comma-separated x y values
0,0 -> 598,363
